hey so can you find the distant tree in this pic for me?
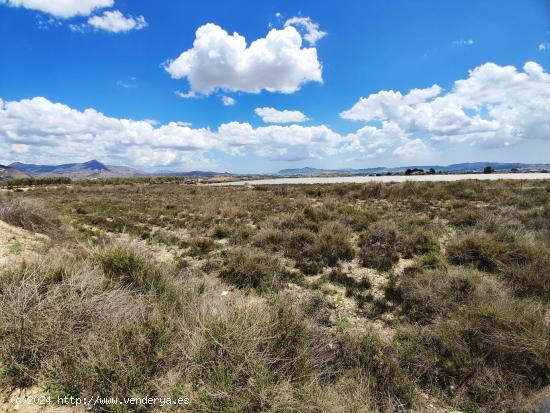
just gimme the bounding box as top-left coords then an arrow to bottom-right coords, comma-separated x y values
405,168 -> 424,175
483,166 -> 494,174
428,168 -> 436,175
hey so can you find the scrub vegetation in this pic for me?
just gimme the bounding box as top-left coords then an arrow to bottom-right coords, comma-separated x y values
0,178 -> 549,412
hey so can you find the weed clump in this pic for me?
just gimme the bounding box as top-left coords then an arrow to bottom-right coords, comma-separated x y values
188,237 -> 217,257
311,222 -> 355,267
93,244 -> 179,305
220,249 -> 294,293
212,224 -> 231,239
395,266 -> 550,410
0,198 -> 60,236
446,230 -> 550,301
358,221 -> 400,271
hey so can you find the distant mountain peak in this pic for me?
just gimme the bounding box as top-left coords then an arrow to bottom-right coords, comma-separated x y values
81,160 -> 109,170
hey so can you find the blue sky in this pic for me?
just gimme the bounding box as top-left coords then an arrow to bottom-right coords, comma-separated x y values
1,0 -> 550,173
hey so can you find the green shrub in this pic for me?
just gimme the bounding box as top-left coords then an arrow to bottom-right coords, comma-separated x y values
252,227 -> 286,250
400,227 -> 439,258
188,237 -> 217,257
219,249 -> 293,293
336,204 -> 379,231
446,230 -> 539,274
500,251 -> 550,302
230,225 -> 255,244
335,330 -> 417,408
396,267 -> 550,411
311,222 -> 354,266
93,244 -> 179,305
184,298 -> 332,411
281,228 -> 321,274
358,221 -> 400,271
212,224 -> 231,239
285,228 -> 316,258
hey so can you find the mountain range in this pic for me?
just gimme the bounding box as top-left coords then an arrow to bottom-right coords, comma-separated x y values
4,160 -> 233,180
7,160 -> 142,179
2,160 -> 549,181
278,162 -> 550,176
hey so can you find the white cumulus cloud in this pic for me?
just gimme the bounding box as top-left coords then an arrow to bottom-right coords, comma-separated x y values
284,16 -> 327,45
341,61 -> 550,149
0,96 -> 345,167
3,63 -> 547,168
1,0 -> 113,18
255,107 -> 308,123
164,23 -> 323,95
88,10 -> 147,33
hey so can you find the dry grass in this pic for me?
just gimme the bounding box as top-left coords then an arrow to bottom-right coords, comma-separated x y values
0,179 -> 549,412
0,198 -> 60,236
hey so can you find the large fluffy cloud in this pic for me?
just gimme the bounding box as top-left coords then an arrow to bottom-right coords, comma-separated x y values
164,23 -> 323,95
255,107 -> 308,123
0,97 -> 344,167
1,0 -> 113,18
341,61 -> 550,149
88,10 -> 146,32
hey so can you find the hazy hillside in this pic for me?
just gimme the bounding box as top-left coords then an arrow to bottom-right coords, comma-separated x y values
279,162 -> 550,176
0,165 -> 31,180
9,160 -> 142,179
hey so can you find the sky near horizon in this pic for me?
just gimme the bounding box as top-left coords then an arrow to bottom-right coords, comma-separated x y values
1,0 -> 550,173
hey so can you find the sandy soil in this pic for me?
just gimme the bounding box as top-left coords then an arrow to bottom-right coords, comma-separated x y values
0,221 -> 49,267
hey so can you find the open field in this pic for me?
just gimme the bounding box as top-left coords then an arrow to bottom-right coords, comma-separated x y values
217,173 -> 550,186
0,179 -> 549,412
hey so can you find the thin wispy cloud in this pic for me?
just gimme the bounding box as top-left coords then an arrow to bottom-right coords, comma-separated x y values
175,90 -> 199,99
284,16 -> 327,45
453,39 -> 474,46
116,77 -> 138,89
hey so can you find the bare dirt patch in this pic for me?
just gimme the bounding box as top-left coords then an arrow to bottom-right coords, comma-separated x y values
0,221 -> 49,266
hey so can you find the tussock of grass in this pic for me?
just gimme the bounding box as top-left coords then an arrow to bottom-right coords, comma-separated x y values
446,230 -> 550,301
188,237 -> 217,257
220,249 -> 294,293
393,266 -> 550,410
310,222 -> 355,267
358,221 -> 400,271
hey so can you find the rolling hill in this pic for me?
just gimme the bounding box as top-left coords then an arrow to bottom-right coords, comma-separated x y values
0,165 -> 31,180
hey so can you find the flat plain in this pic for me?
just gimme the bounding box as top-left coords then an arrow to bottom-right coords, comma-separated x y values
0,178 -> 549,412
